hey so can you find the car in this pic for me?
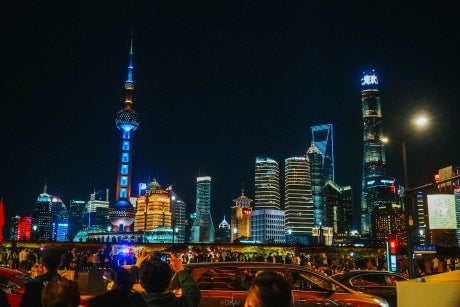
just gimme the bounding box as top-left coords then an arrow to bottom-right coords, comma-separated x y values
169,262 -> 390,307
330,270 -> 409,307
0,267 -> 33,307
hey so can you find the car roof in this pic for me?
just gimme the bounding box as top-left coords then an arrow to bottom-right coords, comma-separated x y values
331,270 -> 408,280
183,262 -> 346,283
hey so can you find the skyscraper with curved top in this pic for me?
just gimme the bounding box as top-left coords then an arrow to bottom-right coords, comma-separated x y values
109,35 -> 140,232
360,70 -> 392,236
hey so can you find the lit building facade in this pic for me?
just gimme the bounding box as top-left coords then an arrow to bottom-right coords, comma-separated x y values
455,187 -> 460,248
230,190 -> 253,242
109,37 -> 139,232
323,182 -> 354,244
84,191 -> 110,230
68,199 -> 86,241
251,209 -> 285,244
216,216 -> 231,243
372,202 -> 406,244
311,124 -> 335,181
366,176 -> 398,238
51,196 -> 69,242
415,191 -> 427,245
284,156 -> 313,240
360,70 -> 389,236
190,176 -> 215,243
32,184 -> 52,241
17,215 -> 32,241
9,216 -> 19,241
168,187 -> 187,243
254,157 -> 280,209
307,142 -> 325,227
134,179 -> 172,232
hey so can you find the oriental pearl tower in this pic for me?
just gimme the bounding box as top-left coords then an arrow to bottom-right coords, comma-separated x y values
108,36 -> 139,232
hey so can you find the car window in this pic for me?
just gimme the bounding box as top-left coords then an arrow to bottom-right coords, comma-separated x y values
353,274 -> 386,286
291,271 -> 333,291
385,274 -> 406,286
196,267 -> 242,290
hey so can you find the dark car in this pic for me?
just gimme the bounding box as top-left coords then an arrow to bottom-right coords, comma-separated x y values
0,267 -> 33,307
169,262 -> 389,307
330,270 -> 408,307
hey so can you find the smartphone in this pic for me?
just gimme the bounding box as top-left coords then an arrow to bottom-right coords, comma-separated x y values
160,253 -> 170,264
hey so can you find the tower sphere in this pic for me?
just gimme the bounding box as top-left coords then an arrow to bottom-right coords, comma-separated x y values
115,109 -> 140,131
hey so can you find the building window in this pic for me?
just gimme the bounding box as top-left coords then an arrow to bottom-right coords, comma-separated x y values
121,165 -> 128,175
122,141 -> 130,151
120,176 -> 128,187
122,153 -> 129,162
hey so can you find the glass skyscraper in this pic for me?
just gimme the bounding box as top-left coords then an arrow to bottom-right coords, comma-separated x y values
360,70 -> 391,236
254,157 -> 280,210
284,156 -> 313,239
311,124 -> 335,181
307,142 -> 325,227
190,176 -> 215,243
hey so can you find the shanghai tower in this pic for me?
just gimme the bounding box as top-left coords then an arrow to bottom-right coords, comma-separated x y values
360,70 -> 388,236
109,36 -> 140,232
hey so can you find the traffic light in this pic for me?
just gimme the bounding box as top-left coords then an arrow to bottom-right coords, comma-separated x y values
388,237 -> 398,254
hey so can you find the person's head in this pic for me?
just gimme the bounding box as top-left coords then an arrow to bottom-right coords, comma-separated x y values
109,266 -> 135,292
244,271 -> 292,307
41,247 -> 63,272
41,278 -> 80,307
139,252 -> 173,293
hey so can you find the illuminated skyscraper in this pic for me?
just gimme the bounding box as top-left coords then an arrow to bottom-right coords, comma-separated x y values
311,124 -> 335,181
32,184 -> 52,241
50,196 -> 69,242
190,176 -> 215,243
284,156 -> 313,240
134,179 -> 172,232
216,216 -> 231,243
16,215 -> 32,241
68,199 -> 86,241
84,190 -> 110,230
230,190 -> 253,242
360,70 -> 392,236
168,186 -> 187,244
254,157 -> 280,209
109,36 -> 139,232
307,142 -> 325,227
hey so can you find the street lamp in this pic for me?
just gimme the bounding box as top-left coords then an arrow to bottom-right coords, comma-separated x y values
401,113 -> 429,278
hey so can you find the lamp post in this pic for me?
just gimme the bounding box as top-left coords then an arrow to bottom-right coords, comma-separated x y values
401,113 -> 429,278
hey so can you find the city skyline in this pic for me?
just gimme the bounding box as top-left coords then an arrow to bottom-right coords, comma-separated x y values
3,2 -> 459,232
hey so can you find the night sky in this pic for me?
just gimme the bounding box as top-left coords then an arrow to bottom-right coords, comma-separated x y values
2,2 -> 459,232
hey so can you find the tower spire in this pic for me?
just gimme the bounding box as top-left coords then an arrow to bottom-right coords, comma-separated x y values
124,29 -> 134,110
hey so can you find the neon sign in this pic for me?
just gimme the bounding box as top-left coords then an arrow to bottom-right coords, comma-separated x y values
361,72 -> 378,86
